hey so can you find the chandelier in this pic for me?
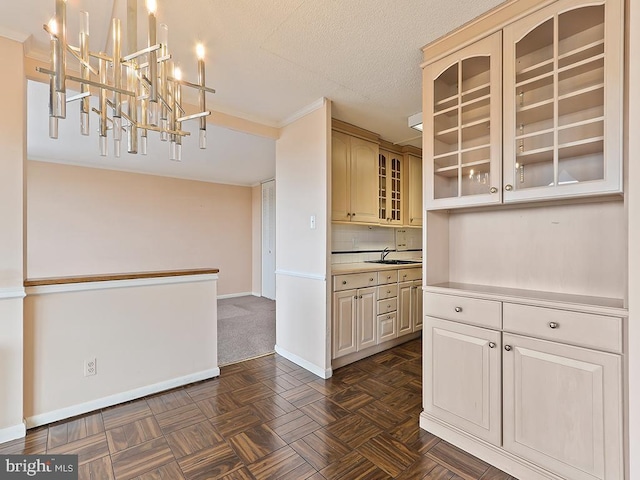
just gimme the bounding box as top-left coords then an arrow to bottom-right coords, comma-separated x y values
36,0 -> 216,161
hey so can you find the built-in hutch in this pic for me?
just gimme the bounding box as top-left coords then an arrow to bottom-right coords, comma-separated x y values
420,0 -> 627,479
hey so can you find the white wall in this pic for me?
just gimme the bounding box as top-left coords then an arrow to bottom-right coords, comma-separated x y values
274,99 -> 331,378
626,0 -> 639,475
0,36 -> 25,442
24,276 -> 218,426
27,161 -> 253,296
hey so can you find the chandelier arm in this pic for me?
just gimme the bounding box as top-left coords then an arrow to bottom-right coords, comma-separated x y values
64,45 -> 99,76
176,111 -> 211,123
66,92 -> 91,103
168,77 -> 216,95
122,44 -> 161,62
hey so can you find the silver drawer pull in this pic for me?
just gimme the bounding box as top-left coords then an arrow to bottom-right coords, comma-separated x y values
342,281 -> 347,285
548,322 -> 559,329
488,342 -> 496,348
454,306 -> 462,313
387,290 -> 391,294
369,278 -> 374,282
504,345 -> 512,351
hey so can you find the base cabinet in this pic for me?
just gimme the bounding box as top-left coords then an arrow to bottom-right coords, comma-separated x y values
424,317 -> 501,446
422,291 -> 624,480
333,287 -> 376,358
399,280 -> 423,335
503,333 -> 623,480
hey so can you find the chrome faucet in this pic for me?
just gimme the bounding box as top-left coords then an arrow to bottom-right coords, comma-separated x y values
381,247 -> 391,261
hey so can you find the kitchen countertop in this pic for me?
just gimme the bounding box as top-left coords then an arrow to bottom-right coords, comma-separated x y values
332,262 -> 422,275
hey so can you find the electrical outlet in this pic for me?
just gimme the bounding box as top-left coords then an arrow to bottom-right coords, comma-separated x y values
84,358 -> 97,377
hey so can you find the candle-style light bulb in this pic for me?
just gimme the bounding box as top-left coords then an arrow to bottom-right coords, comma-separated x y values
146,0 -> 157,14
196,43 -> 205,60
174,67 -> 182,81
48,18 -> 58,35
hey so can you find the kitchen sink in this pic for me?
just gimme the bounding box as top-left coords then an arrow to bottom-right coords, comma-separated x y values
365,259 -> 422,265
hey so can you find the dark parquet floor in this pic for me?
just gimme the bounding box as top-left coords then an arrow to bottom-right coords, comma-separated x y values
0,339 -> 516,479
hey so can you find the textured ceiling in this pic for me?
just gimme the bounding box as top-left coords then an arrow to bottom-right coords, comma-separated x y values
1,0 -> 505,184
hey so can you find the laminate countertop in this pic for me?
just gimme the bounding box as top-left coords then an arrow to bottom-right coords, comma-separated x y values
331,262 -> 422,275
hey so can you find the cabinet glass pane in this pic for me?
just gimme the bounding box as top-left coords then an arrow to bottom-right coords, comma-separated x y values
512,6 -> 606,191
434,167 -> 458,199
379,154 -> 387,220
434,64 -> 459,112
391,157 -> 401,221
462,165 -> 491,196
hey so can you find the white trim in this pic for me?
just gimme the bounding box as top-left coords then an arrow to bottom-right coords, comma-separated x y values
275,270 -> 326,281
0,27 -> 30,43
218,291 -> 255,299
0,288 -> 26,300
25,367 -> 220,428
278,98 -> 326,127
420,413 -> 565,480
25,273 -> 218,296
275,344 -> 332,379
0,421 -> 26,444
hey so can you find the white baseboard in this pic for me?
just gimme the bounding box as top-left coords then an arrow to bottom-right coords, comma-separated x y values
0,421 -> 26,443
420,413 -> 563,480
218,292 -> 254,299
274,345 -> 332,379
26,367 -> 220,428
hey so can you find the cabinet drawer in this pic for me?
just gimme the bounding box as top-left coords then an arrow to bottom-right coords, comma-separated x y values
378,270 -> 399,284
399,268 -> 421,282
378,298 -> 397,315
503,303 -> 622,353
333,272 -> 378,291
377,284 -> 398,300
424,292 -> 501,329
378,312 -> 397,343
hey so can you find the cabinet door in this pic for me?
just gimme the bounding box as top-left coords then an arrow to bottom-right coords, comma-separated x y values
503,333 -> 622,480
350,137 -> 379,223
357,287 -> 377,350
407,154 -> 423,226
412,281 -> 423,331
503,0 -> 623,202
332,290 -> 357,358
424,317 -> 502,446
424,31 -> 502,209
378,150 -> 403,225
331,130 -> 351,221
397,282 -> 413,336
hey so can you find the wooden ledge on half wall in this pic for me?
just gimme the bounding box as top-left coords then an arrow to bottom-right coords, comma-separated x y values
24,268 -> 220,287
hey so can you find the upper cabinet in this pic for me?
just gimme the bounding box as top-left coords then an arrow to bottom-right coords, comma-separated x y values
331,130 -> 379,224
378,149 -> 403,225
424,0 -> 623,210
503,0 -> 623,202
424,32 -> 503,209
332,122 -> 423,226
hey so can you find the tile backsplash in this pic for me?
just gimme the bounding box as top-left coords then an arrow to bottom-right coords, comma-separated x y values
331,224 -> 422,264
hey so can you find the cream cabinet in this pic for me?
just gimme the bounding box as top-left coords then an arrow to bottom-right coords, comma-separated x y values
503,0 -> 623,202
378,149 -> 403,225
421,290 -> 624,480
424,32 -> 503,209
332,268 -> 420,366
502,333 -> 623,480
424,317 -> 501,446
398,279 -> 422,336
424,0 -> 623,209
331,130 -> 379,223
332,287 -> 376,358
406,153 -> 423,226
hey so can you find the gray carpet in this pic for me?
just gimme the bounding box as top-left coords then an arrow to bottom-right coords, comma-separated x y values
217,295 -> 276,366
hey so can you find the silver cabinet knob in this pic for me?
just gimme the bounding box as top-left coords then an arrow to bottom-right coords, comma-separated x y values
342,281 -> 347,285
504,345 -> 512,351
352,213 -> 356,217
454,306 -> 462,313
490,187 -> 498,194
387,290 -> 391,294
369,278 -> 374,282
359,295 -> 363,299
347,213 -> 351,216
354,295 -> 357,299
505,184 -> 513,191
549,322 -> 559,329
488,342 -> 496,348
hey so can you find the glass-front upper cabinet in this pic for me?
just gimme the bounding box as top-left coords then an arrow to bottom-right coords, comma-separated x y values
503,0 -> 623,202
378,150 -> 403,225
424,32 -> 502,209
